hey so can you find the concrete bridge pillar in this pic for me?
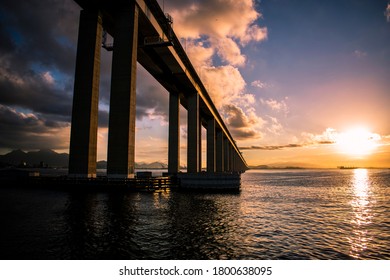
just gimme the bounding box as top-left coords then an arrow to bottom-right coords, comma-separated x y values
199,121 -> 202,172
207,118 -> 216,172
187,92 -> 200,173
230,145 -> 235,172
224,137 -> 230,172
216,129 -> 224,172
69,10 -> 102,178
168,91 -> 180,174
107,4 -> 139,178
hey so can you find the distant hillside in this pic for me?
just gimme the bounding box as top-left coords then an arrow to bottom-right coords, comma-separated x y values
97,160 -> 168,169
0,149 -> 69,167
250,161 -> 322,169
0,149 -> 168,169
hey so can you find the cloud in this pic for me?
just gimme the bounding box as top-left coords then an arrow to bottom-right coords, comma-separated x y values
301,127 -> 338,145
240,128 -> 337,150
0,0 -> 79,123
266,116 -> 283,135
210,37 -> 246,66
251,80 -> 272,89
385,3 -> 390,22
260,98 -> 288,112
136,66 -> 169,123
166,0 -> 267,67
0,0 -> 268,158
0,104 -> 70,150
164,1 -> 268,142
41,71 -> 55,85
184,40 -> 214,68
353,50 -> 367,58
0,63 -> 73,119
201,65 -> 246,108
240,144 -> 303,150
223,104 -> 264,140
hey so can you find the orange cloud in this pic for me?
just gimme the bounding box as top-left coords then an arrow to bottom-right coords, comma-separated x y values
167,0 -> 267,67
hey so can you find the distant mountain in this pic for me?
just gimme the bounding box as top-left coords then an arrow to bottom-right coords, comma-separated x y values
96,160 -> 168,169
0,149 -> 169,169
250,162 -> 322,169
137,161 -> 168,169
0,149 -> 69,167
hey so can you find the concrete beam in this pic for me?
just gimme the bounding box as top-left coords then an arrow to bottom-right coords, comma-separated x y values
107,4 -> 139,178
187,92 -> 199,173
69,10 -> 102,178
168,91 -> 180,174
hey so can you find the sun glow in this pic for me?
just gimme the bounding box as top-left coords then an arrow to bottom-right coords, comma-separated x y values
336,127 -> 380,156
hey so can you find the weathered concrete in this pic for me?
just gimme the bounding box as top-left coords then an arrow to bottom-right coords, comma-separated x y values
187,92 -> 199,173
168,91 -> 180,174
107,4 -> 139,178
69,10 -> 102,178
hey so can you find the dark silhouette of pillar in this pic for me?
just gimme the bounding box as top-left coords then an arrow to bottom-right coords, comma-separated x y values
69,10 -> 102,178
107,4 -> 139,178
207,118 -> 216,172
187,92 -> 199,173
224,138 -> 230,172
216,129 -> 224,172
199,120 -> 202,171
168,91 -> 180,174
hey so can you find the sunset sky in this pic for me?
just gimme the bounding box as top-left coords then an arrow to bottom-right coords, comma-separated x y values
0,0 -> 389,168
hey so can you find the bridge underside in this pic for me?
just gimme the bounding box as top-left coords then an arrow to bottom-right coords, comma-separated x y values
69,0 -> 248,178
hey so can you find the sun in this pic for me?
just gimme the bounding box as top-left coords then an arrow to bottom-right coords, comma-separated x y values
335,127 -> 380,156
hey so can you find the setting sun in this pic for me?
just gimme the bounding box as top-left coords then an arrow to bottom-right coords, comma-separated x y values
336,127 -> 381,156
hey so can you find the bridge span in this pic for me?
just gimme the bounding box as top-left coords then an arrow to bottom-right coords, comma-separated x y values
69,0 -> 248,178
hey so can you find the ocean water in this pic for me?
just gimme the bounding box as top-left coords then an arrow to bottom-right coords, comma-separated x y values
0,169 -> 389,259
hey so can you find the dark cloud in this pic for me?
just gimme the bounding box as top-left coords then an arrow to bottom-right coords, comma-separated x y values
240,141 -> 335,151
0,0 -> 173,152
136,66 -> 169,122
0,0 -> 80,126
240,144 -> 303,150
0,104 -> 69,150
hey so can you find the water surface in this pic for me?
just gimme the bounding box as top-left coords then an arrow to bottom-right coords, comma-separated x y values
0,169 -> 389,259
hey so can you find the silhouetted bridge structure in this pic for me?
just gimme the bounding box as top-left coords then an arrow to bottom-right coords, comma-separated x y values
69,0 -> 248,180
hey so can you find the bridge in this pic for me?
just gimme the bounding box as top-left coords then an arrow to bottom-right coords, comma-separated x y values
68,0 -> 248,179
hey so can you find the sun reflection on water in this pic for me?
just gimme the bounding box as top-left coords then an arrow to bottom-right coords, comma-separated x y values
348,169 -> 375,258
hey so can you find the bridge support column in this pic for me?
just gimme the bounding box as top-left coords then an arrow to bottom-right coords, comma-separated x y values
224,138 -> 230,172
230,145 -> 235,172
107,4 -> 139,178
187,92 -> 199,173
207,118 -> 216,172
216,130 -> 224,172
168,91 -> 180,174
69,10 -> 102,178
199,121 -> 202,171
